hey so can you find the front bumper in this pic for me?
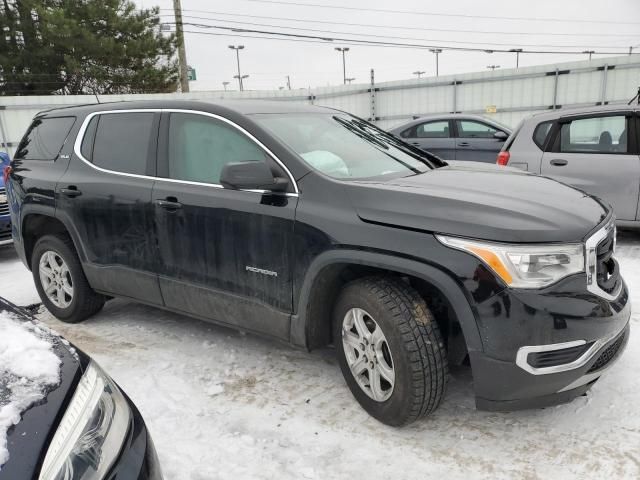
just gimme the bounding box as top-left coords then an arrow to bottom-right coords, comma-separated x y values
470,275 -> 631,411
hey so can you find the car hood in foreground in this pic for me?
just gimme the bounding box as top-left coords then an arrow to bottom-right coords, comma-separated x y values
348,162 -> 608,243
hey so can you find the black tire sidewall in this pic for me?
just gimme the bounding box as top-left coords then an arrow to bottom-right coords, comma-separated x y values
31,235 -> 88,322
334,281 -> 424,426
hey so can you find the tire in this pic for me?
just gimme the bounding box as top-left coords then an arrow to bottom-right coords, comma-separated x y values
333,276 -> 448,426
31,234 -> 105,323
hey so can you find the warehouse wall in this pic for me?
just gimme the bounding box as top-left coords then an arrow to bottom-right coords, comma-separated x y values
1,55 -> 639,157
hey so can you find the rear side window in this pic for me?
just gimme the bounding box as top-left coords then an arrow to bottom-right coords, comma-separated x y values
415,121 -> 450,138
14,117 -> 75,160
532,121 -> 553,150
559,115 -> 627,154
89,113 -> 155,175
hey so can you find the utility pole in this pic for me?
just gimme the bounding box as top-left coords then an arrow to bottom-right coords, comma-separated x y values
222,81 -> 229,91
173,0 -> 189,92
286,75 -> 291,90
429,48 -> 442,77
583,50 -> 595,60
413,71 -> 426,78
510,48 -> 523,68
229,45 -> 245,91
335,47 -> 350,84
487,65 -> 500,71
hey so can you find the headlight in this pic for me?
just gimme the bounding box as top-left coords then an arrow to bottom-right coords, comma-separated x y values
437,235 -> 585,288
38,361 -> 131,480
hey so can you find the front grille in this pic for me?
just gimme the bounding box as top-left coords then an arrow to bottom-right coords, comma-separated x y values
587,329 -> 626,373
595,227 -> 619,295
0,187 -> 8,216
528,342 -> 593,369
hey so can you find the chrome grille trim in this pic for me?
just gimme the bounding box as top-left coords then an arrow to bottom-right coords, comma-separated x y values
585,219 -> 621,301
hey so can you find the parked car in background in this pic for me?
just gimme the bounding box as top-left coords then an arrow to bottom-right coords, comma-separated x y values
498,104 -> 640,228
388,113 -> 511,162
0,297 -> 162,479
6,100 -> 630,427
0,152 -> 11,245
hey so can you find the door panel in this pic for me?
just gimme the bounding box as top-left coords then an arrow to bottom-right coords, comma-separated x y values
540,115 -> 640,221
406,120 -> 456,159
56,112 -> 163,304
153,111 -> 297,340
454,120 -> 506,162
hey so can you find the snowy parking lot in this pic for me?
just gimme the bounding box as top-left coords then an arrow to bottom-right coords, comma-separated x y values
1,233 -> 639,480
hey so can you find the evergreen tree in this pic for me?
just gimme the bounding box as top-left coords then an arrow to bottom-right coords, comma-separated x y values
0,0 -> 178,95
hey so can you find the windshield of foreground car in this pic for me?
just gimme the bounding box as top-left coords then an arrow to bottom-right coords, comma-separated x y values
253,113 -> 444,180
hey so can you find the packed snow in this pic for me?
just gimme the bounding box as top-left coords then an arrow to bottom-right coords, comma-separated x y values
0,232 -> 639,479
0,311 -> 61,468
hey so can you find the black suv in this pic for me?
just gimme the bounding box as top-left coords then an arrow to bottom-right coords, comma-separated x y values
6,100 -> 630,426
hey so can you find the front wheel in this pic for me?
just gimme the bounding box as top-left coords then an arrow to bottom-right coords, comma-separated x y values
31,234 -> 105,323
334,276 -> 448,426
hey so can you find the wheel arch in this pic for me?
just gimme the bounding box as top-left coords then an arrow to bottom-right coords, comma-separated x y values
290,250 -> 483,362
20,207 -> 86,270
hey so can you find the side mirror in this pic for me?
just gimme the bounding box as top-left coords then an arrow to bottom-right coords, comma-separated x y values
493,131 -> 509,141
220,161 -> 289,192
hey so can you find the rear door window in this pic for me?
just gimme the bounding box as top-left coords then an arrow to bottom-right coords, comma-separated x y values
559,115 -> 627,154
14,117 -> 76,160
415,120 -> 450,138
90,113 -> 155,175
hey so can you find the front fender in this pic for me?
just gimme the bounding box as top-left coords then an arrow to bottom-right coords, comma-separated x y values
290,249 -> 483,357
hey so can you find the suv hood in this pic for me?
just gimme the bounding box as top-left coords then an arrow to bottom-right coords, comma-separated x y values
348,162 -> 608,243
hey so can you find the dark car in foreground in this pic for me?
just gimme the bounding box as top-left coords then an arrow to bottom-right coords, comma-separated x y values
6,100 -> 630,426
388,113 -> 511,161
0,297 -> 161,479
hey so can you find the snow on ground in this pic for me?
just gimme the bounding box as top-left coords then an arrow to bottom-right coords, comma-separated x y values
0,310 -> 61,468
0,234 -> 639,479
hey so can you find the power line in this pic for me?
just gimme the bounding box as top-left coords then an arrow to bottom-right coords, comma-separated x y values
174,22 -> 632,55
158,10 -> 640,38
243,0 -> 640,26
160,16 -> 637,49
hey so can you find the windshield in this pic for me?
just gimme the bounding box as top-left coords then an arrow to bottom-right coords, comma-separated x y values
253,113 -> 444,180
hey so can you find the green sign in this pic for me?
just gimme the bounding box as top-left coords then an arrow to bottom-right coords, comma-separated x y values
187,67 -> 196,81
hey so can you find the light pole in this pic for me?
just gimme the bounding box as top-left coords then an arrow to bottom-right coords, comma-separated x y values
583,50 -> 595,60
429,48 -> 442,77
335,47 -> 350,84
222,81 -> 229,91
345,77 -> 356,84
234,74 -> 249,90
229,45 -> 245,91
509,48 -> 523,68
487,65 -> 500,71
413,70 -> 426,79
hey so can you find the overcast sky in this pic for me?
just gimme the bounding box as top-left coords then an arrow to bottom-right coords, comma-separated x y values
139,0 -> 640,91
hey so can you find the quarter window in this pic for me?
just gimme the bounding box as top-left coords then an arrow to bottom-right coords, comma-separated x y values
532,121 -> 553,150
456,120 -> 499,138
559,115 -> 627,154
91,113 -> 155,175
167,113 -> 268,185
14,117 -> 75,160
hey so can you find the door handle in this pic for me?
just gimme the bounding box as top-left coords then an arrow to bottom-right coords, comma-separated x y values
458,142 -> 470,147
155,198 -> 182,210
550,159 -> 568,167
60,186 -> 82,198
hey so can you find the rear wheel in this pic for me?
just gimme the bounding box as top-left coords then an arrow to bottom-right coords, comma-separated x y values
334,276 -> 448,426
31,234 -> 105,323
